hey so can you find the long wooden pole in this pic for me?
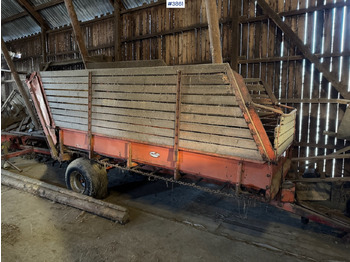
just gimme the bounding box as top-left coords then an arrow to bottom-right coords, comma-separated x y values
1,38 -> 40,129
114,0 -> 121,61
230,0 -> 240,70
64,0 -> 89,68
205,0 -> 223,63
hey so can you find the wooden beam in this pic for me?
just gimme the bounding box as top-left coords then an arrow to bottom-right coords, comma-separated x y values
63,0 -> 89,68
279,98 -> 350,105
15,0 -> 49,30
256,0 -> 350,99
41,26 -> 47,63
240,1 -> 350,24
205,0 -> 223,63
230,0 -> 240,71
1,37 -> 40,130
114,0 -> 121,61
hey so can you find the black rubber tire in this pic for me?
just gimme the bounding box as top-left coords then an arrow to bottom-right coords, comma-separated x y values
301,216 -> 309,225
65,158 -> 108,199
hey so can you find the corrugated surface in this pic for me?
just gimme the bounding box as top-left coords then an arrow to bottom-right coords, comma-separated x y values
2,16 -> 41,42
39,0 -> 113,29
122,0 -> 157,9
1,0 -> 159,41
1,0 -> 25,19
28,0 -> 55,7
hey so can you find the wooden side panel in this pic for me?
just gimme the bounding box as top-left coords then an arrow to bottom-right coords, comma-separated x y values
41,64 -> 263,161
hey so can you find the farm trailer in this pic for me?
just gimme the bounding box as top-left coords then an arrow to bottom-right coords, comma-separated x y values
4,62 -> 348,231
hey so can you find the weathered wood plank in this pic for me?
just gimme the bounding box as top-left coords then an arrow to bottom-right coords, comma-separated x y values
92,119 -> 174,137
276,133 -> 294,156
275,127 -> 294,146
55,120 -> 88,132
182,95 -> 237,105
53,114 -> 87,125
43,83 -> 88,90
92,126 -> 173,146
180,122 -> 253,139
93,84 -> 176,94
41,77 -> 88,84
92,106 -> 175,120
40,71 -> 88,78
92,99 -> 175,111
47,96 -> 87,104
93,92 -> 175,102
179,140 -> 262,160
45,90 -> 88,97
181,104 -> 242,116
181,74 -> 229,85
48,102 -> 88,111
51,108 -> 87,118
93,75 -> 177,85
92,112 -> 174,129
180,131 -> 258,149
276,120 -> 295,135
181,114 -> 247,127
182,85 -> 232,94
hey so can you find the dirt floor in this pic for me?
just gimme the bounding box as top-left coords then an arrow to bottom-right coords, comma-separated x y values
2,156 -> 350,261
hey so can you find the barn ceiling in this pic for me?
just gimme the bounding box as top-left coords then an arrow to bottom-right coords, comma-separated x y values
1,0 -> 157,42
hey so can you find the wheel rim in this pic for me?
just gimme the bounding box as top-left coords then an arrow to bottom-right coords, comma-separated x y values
70,171 -> 86,193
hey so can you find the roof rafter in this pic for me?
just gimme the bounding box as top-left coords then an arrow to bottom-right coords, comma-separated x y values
14,0 -> 50,30
2,0 -> 64,24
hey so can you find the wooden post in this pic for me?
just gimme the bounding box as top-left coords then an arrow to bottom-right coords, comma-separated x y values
41,26 -> 47,63
64,0 -> 89,68
114,0 -> 121,61
205,0 -> 223,63
230,0 -> 240,71
1,38 -> 40,130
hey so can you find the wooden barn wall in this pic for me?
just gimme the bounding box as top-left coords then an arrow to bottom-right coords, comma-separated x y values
4,0 -> 350,177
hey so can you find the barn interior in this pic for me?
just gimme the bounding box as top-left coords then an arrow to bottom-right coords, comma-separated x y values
1,0 -> 350,260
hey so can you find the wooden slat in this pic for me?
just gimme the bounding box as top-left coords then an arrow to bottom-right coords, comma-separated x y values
53,115 -> 87,125
181,114 -> 247,127
48,102 -> 88,111
180,131 -> 257,149
92,119 -> 174,137
93,92 -> 175,102
181,104 -> 242,116
179,140 -> 262,160
45,90 -> 88,97
51,108 -> 87,118
93,84 -> 176,94
47,96 -> 87,104
93,75 -> 177,85
43,83 -> 88,90
90,63 -> 229,76
181,85 -> 232,94
275,127 -> 295,146
55,120 -> 88,132
92,99 -> 175,111
92,106 -> 175,120
41,77 -> 88,84
182,95 -> 237,105
276,134 -> 294,156
180,122 -> 253,139
276,120 -> 295,135
92,112 -> 174,129
92,126 -> 173,146
40,70 -> 88,78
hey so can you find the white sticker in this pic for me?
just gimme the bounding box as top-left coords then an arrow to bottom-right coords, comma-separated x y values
150,152 -> 160,158
166,0 -> 185,8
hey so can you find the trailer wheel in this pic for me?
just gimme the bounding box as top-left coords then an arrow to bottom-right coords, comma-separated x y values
65,158 -> 108,199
